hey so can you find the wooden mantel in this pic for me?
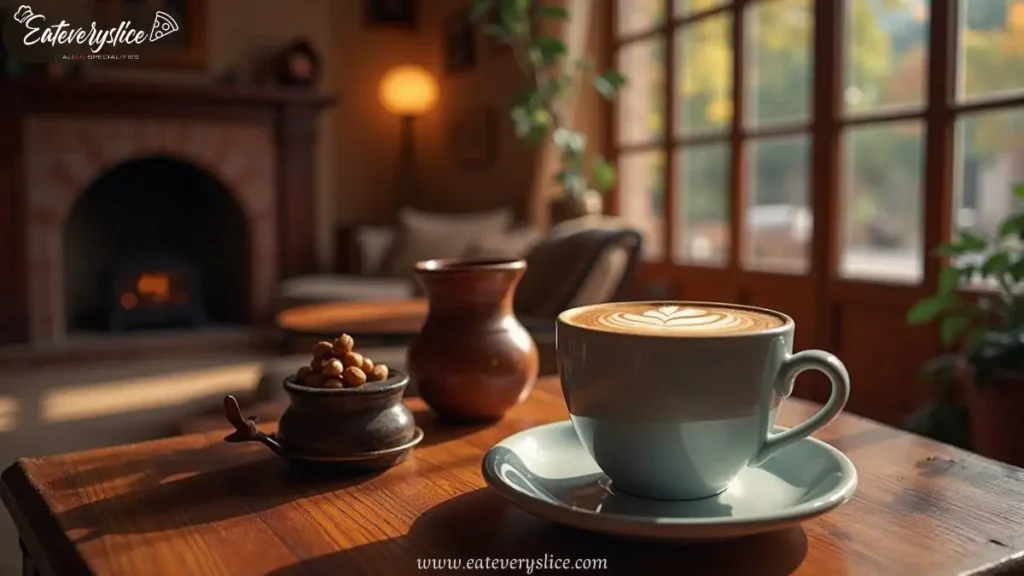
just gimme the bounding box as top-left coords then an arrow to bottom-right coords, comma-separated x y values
0,79 -> 337,344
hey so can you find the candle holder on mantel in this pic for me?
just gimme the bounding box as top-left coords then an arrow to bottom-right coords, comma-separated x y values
407,257 -> 539,422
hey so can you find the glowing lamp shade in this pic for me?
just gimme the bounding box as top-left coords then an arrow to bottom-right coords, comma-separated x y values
378,65 -> 439,117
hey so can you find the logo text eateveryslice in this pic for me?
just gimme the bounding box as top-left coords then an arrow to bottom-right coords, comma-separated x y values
12,4 -> 179,55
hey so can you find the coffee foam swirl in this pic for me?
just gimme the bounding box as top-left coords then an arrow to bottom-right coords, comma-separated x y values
563,304 -> 785,336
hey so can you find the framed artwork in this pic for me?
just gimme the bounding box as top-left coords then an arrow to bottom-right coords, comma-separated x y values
447,107 -> 496,167
443,9 -> 476,75
92,0 -> 207,68
365,0 -> 417,29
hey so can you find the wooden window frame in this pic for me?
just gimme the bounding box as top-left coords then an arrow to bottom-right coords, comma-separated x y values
606,0 -> 1024,424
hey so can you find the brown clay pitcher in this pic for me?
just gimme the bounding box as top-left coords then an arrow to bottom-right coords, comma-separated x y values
407,257 -> 539,421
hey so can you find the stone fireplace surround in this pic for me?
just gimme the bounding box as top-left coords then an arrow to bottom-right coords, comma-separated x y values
0,79 -> 335,345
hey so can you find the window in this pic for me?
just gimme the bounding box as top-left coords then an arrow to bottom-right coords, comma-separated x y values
612,0 -> 1024,285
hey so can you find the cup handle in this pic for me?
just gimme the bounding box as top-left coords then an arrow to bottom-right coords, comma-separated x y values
751,350 -> 850,466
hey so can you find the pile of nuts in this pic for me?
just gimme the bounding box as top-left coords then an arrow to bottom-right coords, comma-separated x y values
294,333 -> 390,389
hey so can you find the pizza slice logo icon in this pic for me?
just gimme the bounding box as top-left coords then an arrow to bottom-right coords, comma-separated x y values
149,10 -> 179,42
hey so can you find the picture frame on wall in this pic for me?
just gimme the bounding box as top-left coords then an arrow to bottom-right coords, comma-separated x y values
443,9 -> 476,75
364,0 -> 417,29
91,0 -> 207,69
447,107 -> 497,168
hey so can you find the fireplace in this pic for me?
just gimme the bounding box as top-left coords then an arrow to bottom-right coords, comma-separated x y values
64,156 -> 250,333
110,258 -> 204,330
0,79 -> 336,345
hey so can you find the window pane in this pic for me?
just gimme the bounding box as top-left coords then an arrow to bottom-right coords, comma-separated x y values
840,122 -> 925,284
955,107 -> 1024,248
675,0 -> 730,19
958,0 -> 1024,101
746,0 -> 813,128
843,0 -> 930,115
619,151 -> 667,261
675,13 -> 733,137
745,135 -> 812,273
674,143 -> 731,265
617,39 -> 665,146
617,0 -> 666,37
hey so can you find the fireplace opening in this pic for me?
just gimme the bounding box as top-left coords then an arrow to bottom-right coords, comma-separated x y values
63,156 -> 251,333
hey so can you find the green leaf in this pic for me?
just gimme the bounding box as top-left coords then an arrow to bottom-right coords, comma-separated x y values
938,267 -> 961,294
934,242 -> 967,257
1009,258 -> 1024,282
532,37 -> 566,64
959,231 -> 987,251
553,128 -> 586,153
592,70 -> 627,100
981,252 -> 1011,276
468,0 -> 495,22
592,155 -> 616,191
1013,183 -> 1024,200
537,5 -> 569,19
907,293 -> 960,325
940,315 -> 971,347
999,213 -> 1024,237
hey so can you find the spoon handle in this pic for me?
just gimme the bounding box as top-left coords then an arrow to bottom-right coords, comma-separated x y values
222,395 -> 285,457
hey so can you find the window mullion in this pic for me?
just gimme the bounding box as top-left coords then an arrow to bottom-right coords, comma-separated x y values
728,0 -> 747,280
664,6 -> 678,265
923,0 -> 957,293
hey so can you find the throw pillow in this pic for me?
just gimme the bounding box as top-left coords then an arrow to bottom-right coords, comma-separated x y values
462,227 -> 543,260
382,207 -> 514,277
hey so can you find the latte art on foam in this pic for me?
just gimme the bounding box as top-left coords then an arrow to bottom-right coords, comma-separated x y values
563,304 -> 785,336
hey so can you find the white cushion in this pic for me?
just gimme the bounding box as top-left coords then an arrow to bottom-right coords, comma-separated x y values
354,227 -> 398,275
383,207 -> 514,276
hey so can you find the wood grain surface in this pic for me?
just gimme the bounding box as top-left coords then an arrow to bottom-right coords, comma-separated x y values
4,377 -> 1024,576
276,299 -> 429,340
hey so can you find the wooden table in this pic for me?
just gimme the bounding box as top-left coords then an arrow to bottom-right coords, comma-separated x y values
4,378 -> 1024,576
276,298 -> 557,344
276,299 -> 430,344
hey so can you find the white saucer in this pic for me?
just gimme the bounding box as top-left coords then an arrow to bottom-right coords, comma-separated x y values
481,421 -> 857,541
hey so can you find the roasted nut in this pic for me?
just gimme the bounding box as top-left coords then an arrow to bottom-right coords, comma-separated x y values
369,364 -> 389,382
312,340 -> 334,360
343,366 -> 367,387
304,373 -> 326,388
361,357 -> 375,373
296,366 -> 311,381
332,333 -> 355,356
309,356 -> 330,373
342,351 -> 364,369
321,358 -> 344,378
323,378 -> 344,389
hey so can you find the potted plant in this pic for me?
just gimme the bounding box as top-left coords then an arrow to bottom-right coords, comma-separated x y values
468,0 -> 626,224
906,184 -> 1024,464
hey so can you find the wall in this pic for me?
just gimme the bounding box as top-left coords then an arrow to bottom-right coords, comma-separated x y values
15,0 -> 610,262
7,0 -> 338,269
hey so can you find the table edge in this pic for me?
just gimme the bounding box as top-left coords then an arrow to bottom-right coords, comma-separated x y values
1,460 -> 92,576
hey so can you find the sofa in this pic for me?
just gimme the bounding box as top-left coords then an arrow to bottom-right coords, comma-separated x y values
278,207 -> 644,319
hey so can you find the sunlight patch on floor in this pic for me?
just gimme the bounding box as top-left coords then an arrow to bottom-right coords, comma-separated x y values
39,362 -> 262,423
0,396 -> 18,432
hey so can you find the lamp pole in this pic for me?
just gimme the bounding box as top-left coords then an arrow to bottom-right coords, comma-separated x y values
397,115 -> 417,207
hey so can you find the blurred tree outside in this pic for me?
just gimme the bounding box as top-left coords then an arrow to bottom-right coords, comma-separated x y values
624,0 -> 1024,263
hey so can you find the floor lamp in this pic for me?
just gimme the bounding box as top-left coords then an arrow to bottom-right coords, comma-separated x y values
378,65 -> 439,207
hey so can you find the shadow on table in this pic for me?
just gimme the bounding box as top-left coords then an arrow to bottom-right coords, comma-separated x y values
411,406 -> 495,449
52,446 -> 387,544
266,488 -> 810,576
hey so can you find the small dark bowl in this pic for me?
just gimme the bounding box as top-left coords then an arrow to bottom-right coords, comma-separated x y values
224,369 -> 422,473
